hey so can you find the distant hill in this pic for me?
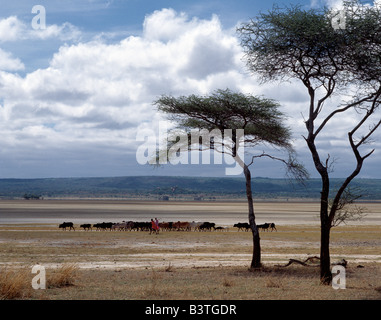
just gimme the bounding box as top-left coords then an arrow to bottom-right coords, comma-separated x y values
0,176 -> 380,200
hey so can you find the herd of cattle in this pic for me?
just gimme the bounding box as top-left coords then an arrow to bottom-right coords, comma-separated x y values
58,221 -> 277,232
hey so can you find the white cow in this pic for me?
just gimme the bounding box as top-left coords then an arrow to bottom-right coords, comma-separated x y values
189,221 -> 203,231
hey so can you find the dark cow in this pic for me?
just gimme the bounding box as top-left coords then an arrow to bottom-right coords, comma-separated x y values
130,222 -> 142,231
234,222 -> 250,231
141,222 -> 152,231
257,223 -> 270,231
131,221 -> 151,231
93,222 -> 113,231
199,222 -> 215,231
93,223 -> 102,230
104,222 -> 114,231
80,223 -> 92,231
257,222 -> 277,232
128,222 -> 138,231
59,222 -> 75,231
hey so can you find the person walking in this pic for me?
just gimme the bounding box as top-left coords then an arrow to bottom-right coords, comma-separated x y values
150,218 -> 159,234
155,218 -> 160,233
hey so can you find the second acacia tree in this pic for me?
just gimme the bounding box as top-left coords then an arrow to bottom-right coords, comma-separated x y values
154,89 -> 306,268
238,1 -> 381,283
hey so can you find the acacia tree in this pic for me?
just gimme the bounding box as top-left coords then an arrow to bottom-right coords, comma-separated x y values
238,1 -> 381,284
154,88 -> 307,268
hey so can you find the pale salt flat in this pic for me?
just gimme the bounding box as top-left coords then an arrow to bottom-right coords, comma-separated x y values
1,200 -> 381,226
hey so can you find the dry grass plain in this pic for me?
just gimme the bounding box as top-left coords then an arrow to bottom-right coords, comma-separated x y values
0,199 -> 380,300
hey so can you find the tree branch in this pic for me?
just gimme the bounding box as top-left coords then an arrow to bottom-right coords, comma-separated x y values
314,94 -> 375,138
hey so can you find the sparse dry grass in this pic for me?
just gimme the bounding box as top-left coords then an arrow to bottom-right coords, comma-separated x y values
49,263 -> 380,300
47,263 -> 79,289
0,267 -> 31,300
0,263 -> 79,299
1,258 -> 380,300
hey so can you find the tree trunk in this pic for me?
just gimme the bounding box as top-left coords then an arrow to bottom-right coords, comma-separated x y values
320,218 -> 332,284
319,173 -> 332,284
251,228 -> 261,268
306,135 -> 332,284
243,164 -> 261,268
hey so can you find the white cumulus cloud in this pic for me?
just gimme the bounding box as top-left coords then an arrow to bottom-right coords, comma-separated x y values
0,48 -> 24,71
0,15 -> 80,42
0,8 -> 261,177
0,7 -> 378,179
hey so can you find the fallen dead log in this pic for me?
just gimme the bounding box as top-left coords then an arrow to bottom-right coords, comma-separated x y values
275,256 -> 348,268
275,256 -> 320,268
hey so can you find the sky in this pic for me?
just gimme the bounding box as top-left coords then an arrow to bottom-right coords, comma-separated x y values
0,0 -> 380,179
